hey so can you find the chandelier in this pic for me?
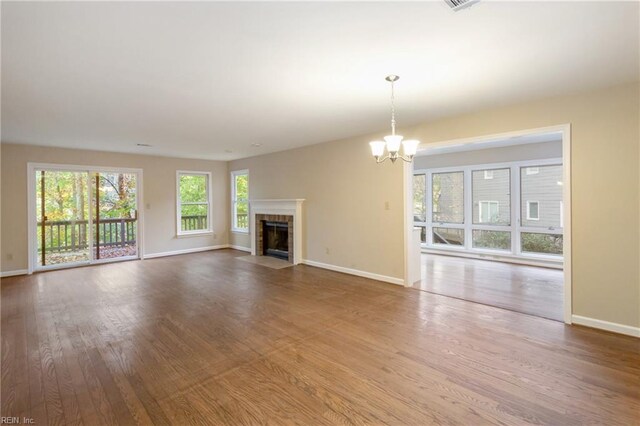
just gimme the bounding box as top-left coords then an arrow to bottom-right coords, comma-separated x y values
369,75 -> 420,163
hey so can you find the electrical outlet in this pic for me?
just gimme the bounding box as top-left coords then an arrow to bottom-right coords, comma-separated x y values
146,203 -> 151,209
385,201 -> 390,210
6,253 -> 13,261
325,247 -> 330,255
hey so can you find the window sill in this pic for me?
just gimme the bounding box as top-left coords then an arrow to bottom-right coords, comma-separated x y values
176,231 -> 214,238
231,229 -> 249,235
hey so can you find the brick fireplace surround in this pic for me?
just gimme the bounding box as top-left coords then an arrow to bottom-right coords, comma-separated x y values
255,214 -> 294,263
249,199 -> 305,265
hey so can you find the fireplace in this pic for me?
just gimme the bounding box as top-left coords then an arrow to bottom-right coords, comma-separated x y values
254,213 -> 294,263
263,221 -> 289,260
250,199 -> 304,265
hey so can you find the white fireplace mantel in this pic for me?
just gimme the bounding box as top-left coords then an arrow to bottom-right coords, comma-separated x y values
249,199 -> 305,265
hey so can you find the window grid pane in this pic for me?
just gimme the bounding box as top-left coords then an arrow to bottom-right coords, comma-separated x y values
521,165 -> 562,228
179,174 -> 208,203
413,174 -> 426,223
432,227 -> 464,246
472,230 -> 511,250
432,172 -> 464,224
180,204 -> 208,232
234,174 -> 248,201
472,168 -> 510,225
232,172 -> 249,230
234,201 -> 249,230
521,232 -> 563,255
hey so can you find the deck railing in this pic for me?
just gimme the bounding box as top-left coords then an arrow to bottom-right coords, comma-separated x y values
38,214 -> 218,252
37,218 -> 138,252
181,215 -> 208,232
236,213 -> 248,229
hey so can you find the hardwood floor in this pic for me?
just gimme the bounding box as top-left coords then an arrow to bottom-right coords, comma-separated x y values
2,249 -> 638,425
414,254 -> 564,321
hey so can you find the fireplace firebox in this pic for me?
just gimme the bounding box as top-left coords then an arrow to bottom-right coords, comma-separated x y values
262,221 -> 289,260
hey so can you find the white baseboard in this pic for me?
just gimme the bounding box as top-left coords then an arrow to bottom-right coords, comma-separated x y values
572,315 -> 640,338
229,245 -> 251,252
144,244 -> 230,259
1,269 -> 28,278
301,259 -> 404,286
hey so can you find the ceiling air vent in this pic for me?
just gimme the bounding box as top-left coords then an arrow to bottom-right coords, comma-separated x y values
444,0 -> 481,11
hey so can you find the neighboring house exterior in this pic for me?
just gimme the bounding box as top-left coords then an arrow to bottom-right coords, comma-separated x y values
520,165 -> 563,229
472,168 -> 511,225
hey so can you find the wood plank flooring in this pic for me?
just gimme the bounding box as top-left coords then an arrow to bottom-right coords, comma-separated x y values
2,249 -> 638,425
414,254 -> 564,321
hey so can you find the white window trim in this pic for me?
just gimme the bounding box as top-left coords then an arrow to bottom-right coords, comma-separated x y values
176,171 -> 213,237
231,169 -> 249,234
478,200 -> 499,223
526,200 -> 540,220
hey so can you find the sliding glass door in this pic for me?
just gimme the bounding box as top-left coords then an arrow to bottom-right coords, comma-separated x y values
32,165 -> 141,271
36,170 -> 90,268
92,172 -> 139,261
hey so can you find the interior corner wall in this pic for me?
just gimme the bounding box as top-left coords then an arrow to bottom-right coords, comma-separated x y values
228,134 -> 405,282
405,82 -> 640,329
0,143 -> 230,272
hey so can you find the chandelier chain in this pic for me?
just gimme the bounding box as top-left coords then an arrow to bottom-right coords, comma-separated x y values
390,79 -> 396,136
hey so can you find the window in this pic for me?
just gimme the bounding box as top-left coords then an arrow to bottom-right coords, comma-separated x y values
177,171 -> 212,235
472,230 -> 511,251
231,170 -> 249,232
473,168 -> 510,225
526,201 -> 539,220
478,201 -> 500,223
432,171 -> 464,224
432,227 -> 464,246
413,174 -> 426,223
416,159 -> 563,259
521,232 -> 563,255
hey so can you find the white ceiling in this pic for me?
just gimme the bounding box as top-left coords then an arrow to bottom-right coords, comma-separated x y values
2,1 -> 638,160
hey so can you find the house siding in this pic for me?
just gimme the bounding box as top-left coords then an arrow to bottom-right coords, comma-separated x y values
521,165 -> 563,229
472,168 -> 511,225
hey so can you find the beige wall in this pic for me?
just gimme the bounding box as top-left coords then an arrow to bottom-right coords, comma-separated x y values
1,144 -> 229,272
229,134 -> 406,281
